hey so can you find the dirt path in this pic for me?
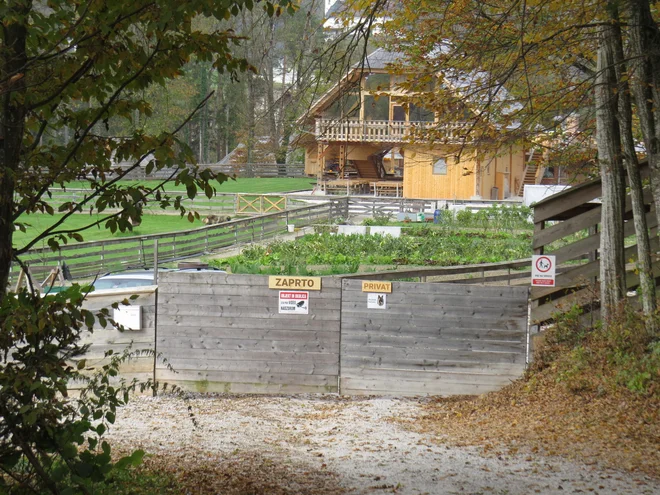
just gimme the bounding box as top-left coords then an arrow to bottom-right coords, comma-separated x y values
107,394 -> 660,495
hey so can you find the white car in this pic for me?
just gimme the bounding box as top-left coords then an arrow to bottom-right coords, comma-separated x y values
93,265 -> 226,290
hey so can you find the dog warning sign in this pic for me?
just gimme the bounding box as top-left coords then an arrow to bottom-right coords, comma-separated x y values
531,255 -> 556,287
278,291 -> 309,314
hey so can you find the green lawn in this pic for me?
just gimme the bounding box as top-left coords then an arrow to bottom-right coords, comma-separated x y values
16,178 -> 315,249
62,177 -> 316,194
15,213 -> 205,250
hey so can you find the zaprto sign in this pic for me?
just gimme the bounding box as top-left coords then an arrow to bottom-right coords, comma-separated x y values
268,276 -> 321,290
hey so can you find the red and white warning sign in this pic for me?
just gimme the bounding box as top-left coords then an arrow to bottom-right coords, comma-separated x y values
279,291 -> 309,314
531,255 -> 556,287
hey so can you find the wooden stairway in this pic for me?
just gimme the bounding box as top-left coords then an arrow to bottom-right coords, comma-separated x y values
353,159 -> 380,179
517,150 -> 541,197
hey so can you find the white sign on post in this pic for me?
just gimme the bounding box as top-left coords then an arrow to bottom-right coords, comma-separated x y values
278,291 -> 309,314
531,255 -> 556,287
367,293 -> 387,309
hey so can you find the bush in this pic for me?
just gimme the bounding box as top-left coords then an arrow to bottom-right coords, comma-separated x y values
532,302 -> 660,396
0,286 -> 159,494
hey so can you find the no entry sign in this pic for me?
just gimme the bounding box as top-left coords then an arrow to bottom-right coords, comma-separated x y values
531,255 -> 556,287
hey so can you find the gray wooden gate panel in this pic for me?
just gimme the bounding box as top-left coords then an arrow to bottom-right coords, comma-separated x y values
156,272 -> 341,394
340,280 -> 529,396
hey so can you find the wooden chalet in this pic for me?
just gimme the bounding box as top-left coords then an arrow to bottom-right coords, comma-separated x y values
295,49 -> 549,199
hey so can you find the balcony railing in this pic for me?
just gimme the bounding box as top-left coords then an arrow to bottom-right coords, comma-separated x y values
314,119 -> 471,144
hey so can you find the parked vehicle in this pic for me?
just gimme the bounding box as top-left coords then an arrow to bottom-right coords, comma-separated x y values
93,263 -> 225,290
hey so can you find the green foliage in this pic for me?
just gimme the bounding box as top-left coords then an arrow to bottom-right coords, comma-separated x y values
446,205 -> 533,231
533,302 -> 660,396
0,287 -> 176,493
211,229 -> 531,274
362,212 -> 394,226
4,0 -> 295,260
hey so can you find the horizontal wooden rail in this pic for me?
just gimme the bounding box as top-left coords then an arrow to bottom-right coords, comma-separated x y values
340,259 -> 532,282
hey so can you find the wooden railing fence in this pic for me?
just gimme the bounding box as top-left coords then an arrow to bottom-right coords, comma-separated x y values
14,199 -> 348,283
41,190 -> 313,216
112,162 -> 306,179
530,168 -> 659,324
341,259 -> 533,285
315,119 -> 470,144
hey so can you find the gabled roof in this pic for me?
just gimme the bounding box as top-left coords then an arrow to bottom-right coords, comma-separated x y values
296,49 -> 402,125
360,48 -> 402,70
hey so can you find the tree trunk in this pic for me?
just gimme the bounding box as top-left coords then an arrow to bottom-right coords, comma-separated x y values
216,72 -> 224,162
628,0 -> 660,231
265,18 -> 278,158
596,20 -> 627,323
0,5 -> 29,298
610,7 -> 657,327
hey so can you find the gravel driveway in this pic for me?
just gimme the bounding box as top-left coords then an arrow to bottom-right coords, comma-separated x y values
107,394 -> 660,495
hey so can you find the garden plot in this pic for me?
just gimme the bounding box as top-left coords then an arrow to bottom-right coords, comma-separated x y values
106,395 -> 658,495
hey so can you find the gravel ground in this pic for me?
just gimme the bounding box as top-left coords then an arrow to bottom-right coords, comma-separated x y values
107,394 -> 660,495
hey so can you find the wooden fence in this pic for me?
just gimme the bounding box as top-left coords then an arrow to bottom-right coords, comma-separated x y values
113,163 -> 306,179
41,190 -> 313,216
15,200 -> 347,284
155,272 -> 342,394
530,169 -> 659,324
74,286 -> 157,388
342,259 -> 533,285
70,264 -> 530,396
340,280 -> 529,396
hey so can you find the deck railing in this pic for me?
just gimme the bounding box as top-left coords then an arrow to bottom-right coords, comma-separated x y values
315,119 -> 470,144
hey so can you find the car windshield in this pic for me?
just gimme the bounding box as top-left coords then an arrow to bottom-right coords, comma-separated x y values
93,277 -> 154,290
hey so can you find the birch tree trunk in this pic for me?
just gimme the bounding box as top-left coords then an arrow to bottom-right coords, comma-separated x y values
610,8 -> 657,327
596,20 -> 627,323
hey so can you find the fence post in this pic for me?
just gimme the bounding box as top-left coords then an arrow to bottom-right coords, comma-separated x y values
153,239 -> 159,284
205,229 -> 209,253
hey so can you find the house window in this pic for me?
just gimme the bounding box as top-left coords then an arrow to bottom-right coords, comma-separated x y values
433,157 -> 447,175
364,95 -> 390,121
409,104 -> 435,122
365,73 -> 390,91
327,92 -> 359,119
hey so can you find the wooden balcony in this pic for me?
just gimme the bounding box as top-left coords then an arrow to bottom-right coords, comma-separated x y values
314,119 -> 470,144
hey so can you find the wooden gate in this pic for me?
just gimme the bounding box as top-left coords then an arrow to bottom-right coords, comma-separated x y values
340,280 -> 529,396
237,194 -> 287,214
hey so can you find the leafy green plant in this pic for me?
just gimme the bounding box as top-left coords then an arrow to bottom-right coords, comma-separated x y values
362,212 -> 393,226
0,286 -> 174,494
533,301 -> 660,397
210,229 -> 532,274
